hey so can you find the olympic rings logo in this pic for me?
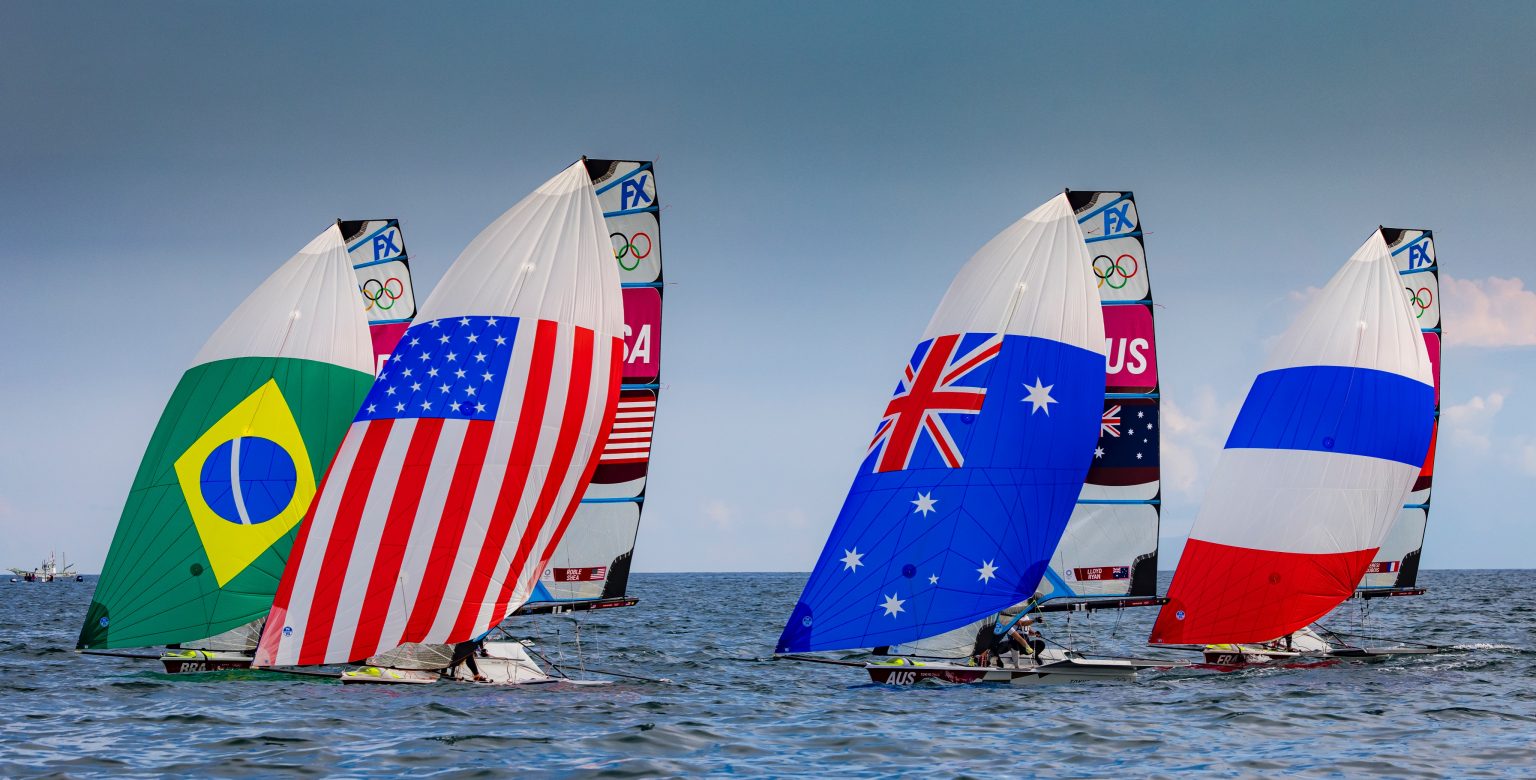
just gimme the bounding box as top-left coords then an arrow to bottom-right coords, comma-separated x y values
1092,254 -> 1139,289
610,231 -> 652,271
1405,286 -> 1433,317
360,277 -> 405,311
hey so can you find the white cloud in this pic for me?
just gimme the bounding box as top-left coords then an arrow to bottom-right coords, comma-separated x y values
702,499 -> 735,529
1160,385 -> 1241,500
1442,276 -> 1536,348
1442,391 -> 1506,453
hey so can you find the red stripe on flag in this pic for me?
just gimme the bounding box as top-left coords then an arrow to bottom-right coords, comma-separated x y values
527,338 -> 625,606
348,417 -> 444,662
488,326 -> 600,626
399,418 -> 495,644
255,430 -> 351,667
1149,538 -> 1376,646
297,419 -> 395,666
448,320 -> 558,640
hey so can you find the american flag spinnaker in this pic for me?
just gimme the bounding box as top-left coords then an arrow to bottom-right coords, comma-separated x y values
254,162 -> 624,667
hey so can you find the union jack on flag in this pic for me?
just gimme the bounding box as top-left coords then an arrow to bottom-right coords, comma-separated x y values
867,333 -> 1002,473
1101,404 -> 1122,437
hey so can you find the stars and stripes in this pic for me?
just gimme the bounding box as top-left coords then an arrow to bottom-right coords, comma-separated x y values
867,333 -> 1002,473
257,315 -> 622,667
600,392 -> 655,464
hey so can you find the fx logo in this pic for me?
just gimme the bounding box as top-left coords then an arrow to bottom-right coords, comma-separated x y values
620,174 -> 653,211
1102,204 -> 1133,236
1407,242 -> 1432,270
372,229 -> 402,261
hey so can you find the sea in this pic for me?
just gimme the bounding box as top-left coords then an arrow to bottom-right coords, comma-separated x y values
1,570 -> 1532,778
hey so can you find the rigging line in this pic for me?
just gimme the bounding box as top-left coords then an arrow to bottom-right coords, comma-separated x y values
1312,621 -> 1440,649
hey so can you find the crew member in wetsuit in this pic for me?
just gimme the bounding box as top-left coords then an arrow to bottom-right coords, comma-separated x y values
981,615 -> 1047,667
450,640 -> 489,682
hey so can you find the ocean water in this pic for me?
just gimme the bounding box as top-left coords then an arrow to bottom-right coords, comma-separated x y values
1,570 -> 1532,778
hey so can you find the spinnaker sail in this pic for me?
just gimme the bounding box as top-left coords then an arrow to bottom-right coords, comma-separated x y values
254,161 -> 624,668
1041,191 -> 1161,601
777,193 -> 1106,654
1358,228 -> 1440,592
1150,229 -> 1436,645
79,227 -> 377,650
520,159 -> 663,613
341,219 -> 419,372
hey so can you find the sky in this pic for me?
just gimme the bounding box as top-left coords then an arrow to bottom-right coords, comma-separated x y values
3,2 -> 1534,573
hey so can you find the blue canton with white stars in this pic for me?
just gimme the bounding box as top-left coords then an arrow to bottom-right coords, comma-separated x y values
356,316 -> 520,422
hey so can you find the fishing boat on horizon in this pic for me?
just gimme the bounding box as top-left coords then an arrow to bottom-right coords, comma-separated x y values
252,159 -> 632,686
777,191 -> 1165,686
9,552 -> 81,583
1148,227 -> 1439,666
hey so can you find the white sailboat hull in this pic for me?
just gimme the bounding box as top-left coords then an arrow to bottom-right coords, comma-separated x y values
867,652 -> 1146,686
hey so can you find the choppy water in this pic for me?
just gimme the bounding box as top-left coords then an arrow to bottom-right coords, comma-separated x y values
2,571 -> 1532,777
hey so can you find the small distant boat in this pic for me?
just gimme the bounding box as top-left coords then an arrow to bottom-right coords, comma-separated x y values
778,192 -> 1144,686
253,160 -> 625,686
1149,228 -> 1437,665
9,552 -> 79,582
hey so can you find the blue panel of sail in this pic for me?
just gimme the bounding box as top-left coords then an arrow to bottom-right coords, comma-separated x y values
777,333 -> 1103,653
1225,366 -> 1434,466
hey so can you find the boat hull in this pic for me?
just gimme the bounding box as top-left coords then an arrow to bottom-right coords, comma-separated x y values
159,650 -> 254,674
867,657 -> 1140,686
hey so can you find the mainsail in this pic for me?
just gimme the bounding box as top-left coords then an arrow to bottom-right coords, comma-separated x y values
1359,228 -> 1440,591
254,161 -> 624,668
79,227 -> 376,650
340,219 -> 419,372
777,193 -> 1106,654
1150,230 -> 1436,645
1041,191 -> 1162,601
520,159 -> 663,613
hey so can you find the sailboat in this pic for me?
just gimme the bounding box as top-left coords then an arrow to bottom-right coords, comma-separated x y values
777,192 -> 1137,685
863,191 -> 1171,676
252,160 -> 625,685
1148,228 -> 1437,665
78,226 -> 380,672
517,159 -> 665,616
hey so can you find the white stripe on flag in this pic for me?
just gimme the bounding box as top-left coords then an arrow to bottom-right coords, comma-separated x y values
325,417 -> 417,660
273,423 -> 367,666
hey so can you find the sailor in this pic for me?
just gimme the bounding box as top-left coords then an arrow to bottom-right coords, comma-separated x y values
449,641 -> 490,682
979,615 -> 1046,667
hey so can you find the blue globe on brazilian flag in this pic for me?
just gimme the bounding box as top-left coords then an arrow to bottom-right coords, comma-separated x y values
80,227 -> 376,650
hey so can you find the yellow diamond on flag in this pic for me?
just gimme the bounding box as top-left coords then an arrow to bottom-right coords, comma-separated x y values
174,379 -> 316,587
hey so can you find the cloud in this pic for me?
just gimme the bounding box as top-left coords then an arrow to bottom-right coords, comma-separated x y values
1160,385 -> 1241,499
1442,276 -> 1536,348
1442,391 -> 1506,453
702,499 -> 735,529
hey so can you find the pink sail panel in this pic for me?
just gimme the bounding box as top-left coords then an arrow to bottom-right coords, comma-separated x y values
256,162 -> 624,667
1104,304 -> 1157,393
1151,230 -> 1435,645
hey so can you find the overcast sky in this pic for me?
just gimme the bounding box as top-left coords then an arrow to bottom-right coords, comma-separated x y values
4,2 -> 1534,573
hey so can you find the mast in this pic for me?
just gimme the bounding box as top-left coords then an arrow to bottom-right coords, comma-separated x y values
1356,228 -> 1440,597
1149,230 -> 1436,645
518,160 -> 663,614
1037,190 -> 1162,606
778,193 -> 1106,655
